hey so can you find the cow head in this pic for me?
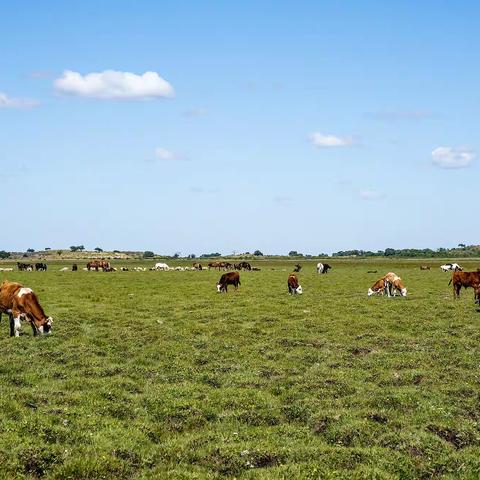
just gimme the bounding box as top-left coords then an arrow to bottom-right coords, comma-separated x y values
36,317 -> 53,335
400,288 -> 407,297
216,283 -> 224,293
296,285 -> 303,294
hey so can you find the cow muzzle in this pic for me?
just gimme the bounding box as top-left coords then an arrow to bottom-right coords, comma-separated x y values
296,285 -> 303,294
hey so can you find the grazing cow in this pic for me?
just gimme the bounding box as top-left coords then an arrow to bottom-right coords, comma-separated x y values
216,271 -> 240,293
316,263 -> 332,274
449,271 -> 480,298
368,272 -> 407,297
384,272 -> 407,297
17,262 -> 33,271
72,264 -> 78,271
252,267 -> 261,271
441,263 -> 463,272
208,261 -> 227,270
367,270 -> 378,274
87,260 -> 110,271
420,265 -> 430,270
59,267 -> 69,272
0,280 -> 53,337
293,264 -> 302,273
120,267 -> 129,271
192,262 -> 203,270
154,262 -> 169,271
35,263 -> 47,271
287,273 -> 303,294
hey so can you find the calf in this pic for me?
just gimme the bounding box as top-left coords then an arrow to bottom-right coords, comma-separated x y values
0,280 -> 53,337
216,271 -> 240,293
449,271 -> 480,298
287,273 -> 303,294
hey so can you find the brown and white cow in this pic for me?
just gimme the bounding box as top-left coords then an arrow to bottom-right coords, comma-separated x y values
287,273 -> 303,294
216,271 -> 240,292
449,271 -> 480,298
384,272 -> 407,297
0,280 -> 53,337
368,272 -> 407,297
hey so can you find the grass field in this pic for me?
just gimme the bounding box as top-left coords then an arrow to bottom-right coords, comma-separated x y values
1,258 -> 480,479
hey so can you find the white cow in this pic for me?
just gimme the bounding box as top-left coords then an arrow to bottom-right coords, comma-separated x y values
154,262 -> 169,271
316,262 -> 332,274
440,263 -> 463,272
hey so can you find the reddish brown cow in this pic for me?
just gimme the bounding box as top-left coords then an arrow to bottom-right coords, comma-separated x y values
287,273 -> 303,294
0,280 -> 53,337
449,271 -> 480,298
216,271 -> 240,292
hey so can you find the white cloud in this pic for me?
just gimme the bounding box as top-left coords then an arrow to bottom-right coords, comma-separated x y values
431,147 -> 475,169
360,190 -> 384,201
0,92 -> 39,109
54,70 -> 174,100
310,132 -> 354,148
154,147 -> 185,162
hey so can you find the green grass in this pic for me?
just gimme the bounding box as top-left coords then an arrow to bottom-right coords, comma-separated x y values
1,258 -> 480,479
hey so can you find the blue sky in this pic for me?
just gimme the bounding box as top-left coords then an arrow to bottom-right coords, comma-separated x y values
1,1 -> 478,255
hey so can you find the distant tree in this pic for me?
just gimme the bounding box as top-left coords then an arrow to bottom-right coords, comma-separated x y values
45,247 -> 51,251
173,252 -> 181,259
458,243 -> 466,248
0,251 -> 10,259
78,245 -> 85,251
200,252 -> 221,258
143,251 -> 155,258
70,246 -> 78,252
27,248 -> 35,253
384,248 -> 396,256
94,247 -> 103,252
253,250 -> 263,256
57,250 -> 63,256
188,254 -> 196,259
113,250 -> 120,253
245,252 -> 250,255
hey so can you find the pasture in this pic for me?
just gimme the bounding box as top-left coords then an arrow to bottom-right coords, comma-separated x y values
1,258 -> 480,479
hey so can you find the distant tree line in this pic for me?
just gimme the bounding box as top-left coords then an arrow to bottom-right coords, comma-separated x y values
332,245 -> 480,258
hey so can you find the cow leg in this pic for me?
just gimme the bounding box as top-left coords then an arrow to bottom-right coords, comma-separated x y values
9,313 -> 15,337
31,321 -> 38,336
12,315 -> 22,337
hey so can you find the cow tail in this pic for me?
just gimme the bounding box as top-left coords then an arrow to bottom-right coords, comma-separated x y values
448,279 -> 452,286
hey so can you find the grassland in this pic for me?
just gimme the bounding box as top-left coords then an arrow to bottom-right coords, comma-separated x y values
1,258 -> 480,479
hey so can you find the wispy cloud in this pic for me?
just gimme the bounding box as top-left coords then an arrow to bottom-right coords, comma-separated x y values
54,70 -> 174,100
310,132 -> 354,148
29,70 -> 53,79
431,146 -> 475,169
273,195 -> 293,206
154,147 -> 186,162
182,107 -> 208,118
359,189 -> 384,201
0,92 -> 39,109
366,110 -> 435,121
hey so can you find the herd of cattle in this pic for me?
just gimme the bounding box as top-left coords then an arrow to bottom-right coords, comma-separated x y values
2,259 -> 480,338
